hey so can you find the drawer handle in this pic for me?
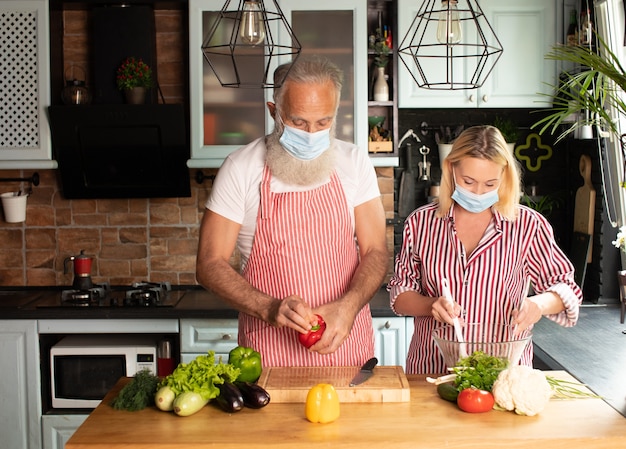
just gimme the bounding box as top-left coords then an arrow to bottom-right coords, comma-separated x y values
384,321 -> 391,329
222,333 -> 233,340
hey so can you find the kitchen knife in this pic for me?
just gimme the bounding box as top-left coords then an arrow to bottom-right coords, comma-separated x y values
349,357 -> 378,387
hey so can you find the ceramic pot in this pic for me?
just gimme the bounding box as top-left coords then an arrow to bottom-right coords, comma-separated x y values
437,143 -> 453,169
373,66 -> 389,102
124,87 -> 147,105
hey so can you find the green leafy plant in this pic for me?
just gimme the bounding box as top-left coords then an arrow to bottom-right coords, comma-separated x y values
116,56 -> 153,91
369,28 -> 390,68
520,193 -> 563,218
531,35 -> 626,143
493,115 -> 520,143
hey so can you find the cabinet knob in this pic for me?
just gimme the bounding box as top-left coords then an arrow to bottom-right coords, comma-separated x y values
221,333 -> 233,340
384,321 -> 391,329
482,94 -> 489,103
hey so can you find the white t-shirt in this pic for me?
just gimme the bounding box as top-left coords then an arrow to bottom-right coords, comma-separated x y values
206,137 -> 381,265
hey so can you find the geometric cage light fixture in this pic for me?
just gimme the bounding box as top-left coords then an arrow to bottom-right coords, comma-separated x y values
201,0 -> 301,88
398,0 -> 503,90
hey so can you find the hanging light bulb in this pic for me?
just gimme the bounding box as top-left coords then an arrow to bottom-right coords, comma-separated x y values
436,0 -> 462,46
240,0 -> 266,45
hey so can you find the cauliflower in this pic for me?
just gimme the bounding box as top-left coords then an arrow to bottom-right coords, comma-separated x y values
491,365 -> 552,416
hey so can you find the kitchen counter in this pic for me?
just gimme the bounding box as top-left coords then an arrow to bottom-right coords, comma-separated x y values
0,287 -> 396,319
66,371 -> 626,449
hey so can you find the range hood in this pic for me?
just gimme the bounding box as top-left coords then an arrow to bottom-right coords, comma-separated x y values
49,104 -> 191,199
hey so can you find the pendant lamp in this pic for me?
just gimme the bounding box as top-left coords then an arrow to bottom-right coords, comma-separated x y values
398,0 -> 503,90
201,0 -> 301,88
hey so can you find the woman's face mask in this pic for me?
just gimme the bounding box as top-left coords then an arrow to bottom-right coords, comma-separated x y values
451,169 -> 500,213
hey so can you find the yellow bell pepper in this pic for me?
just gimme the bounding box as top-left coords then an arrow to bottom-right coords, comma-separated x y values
305,383 -> 340,423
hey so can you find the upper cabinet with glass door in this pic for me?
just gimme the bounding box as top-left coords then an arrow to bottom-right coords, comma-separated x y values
188,0 -> 367,168
397,0 -> 557,109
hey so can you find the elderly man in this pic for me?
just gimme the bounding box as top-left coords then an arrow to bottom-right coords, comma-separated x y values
196,56 -> 388,367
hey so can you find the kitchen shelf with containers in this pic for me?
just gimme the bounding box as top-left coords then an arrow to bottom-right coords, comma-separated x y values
367,0 -> 398,161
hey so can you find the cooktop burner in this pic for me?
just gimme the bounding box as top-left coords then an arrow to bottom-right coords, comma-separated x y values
36,281 -> 184,308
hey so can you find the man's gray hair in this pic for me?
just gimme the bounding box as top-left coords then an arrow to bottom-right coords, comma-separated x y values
273,56 -> 343,110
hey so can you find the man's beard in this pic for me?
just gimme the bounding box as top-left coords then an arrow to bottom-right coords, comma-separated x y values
265,125 -> 337,187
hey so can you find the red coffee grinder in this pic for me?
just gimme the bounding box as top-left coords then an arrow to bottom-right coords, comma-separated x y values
64,250 -> 94,290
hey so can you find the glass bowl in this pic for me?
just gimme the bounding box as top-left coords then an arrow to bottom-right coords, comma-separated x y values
432,322 -> 532,368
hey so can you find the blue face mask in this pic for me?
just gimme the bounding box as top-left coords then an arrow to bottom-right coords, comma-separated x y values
279,124 -> 331,161
451,181 -> 499,213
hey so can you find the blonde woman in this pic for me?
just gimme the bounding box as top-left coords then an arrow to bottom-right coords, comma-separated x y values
388,125 -> 582,374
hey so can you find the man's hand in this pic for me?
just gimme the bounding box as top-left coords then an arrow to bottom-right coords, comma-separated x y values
269,295 -> 316,334
304,301 -> 357,354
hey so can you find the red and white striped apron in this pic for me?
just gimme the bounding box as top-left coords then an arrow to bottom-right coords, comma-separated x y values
239,165 -> 374,367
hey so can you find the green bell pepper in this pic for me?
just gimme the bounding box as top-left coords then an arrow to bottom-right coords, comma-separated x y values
228,346 -> 262,383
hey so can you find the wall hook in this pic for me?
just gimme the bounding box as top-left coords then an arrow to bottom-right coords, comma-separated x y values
195,170 -> 216,185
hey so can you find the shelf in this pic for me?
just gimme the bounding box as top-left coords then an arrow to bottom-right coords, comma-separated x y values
368,100 -> 394,107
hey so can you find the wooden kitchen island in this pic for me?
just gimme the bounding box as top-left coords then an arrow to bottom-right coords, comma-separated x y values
66,371 -> 626,449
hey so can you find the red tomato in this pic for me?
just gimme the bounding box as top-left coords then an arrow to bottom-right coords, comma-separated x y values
298,314 -> 326,348
456,388 -> 495,413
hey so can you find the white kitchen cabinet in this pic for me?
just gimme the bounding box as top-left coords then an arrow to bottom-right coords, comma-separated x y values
372,317 -> 407,370
0,0 -> 55,169
398,0 -> 557,108
0,320 -> 42,449
187,0 -> 367,168
41,414 -> 88,449
180,318 -> 239,363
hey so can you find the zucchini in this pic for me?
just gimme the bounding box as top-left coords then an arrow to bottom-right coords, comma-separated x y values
173,391 -> 209,416
155,385 -> 176,411
234,381 -> 271,408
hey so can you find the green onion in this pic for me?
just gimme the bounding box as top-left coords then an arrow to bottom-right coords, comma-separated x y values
546,376 -> 602,399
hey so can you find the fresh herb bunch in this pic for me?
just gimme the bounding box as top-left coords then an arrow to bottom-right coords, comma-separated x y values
452,351 -> 509,392
110,369 -> 160,411
116,56 -> 153,91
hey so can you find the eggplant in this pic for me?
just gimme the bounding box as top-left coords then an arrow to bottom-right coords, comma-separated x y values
234,381 -> 271,409
214,382 -> 244,413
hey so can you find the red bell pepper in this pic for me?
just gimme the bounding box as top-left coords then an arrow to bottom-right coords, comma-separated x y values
298,314 -> 326,348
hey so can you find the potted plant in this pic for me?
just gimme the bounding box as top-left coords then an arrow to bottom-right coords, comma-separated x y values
435,125 -> 464,168
493,115 -> 520,150
369,28 -> 390,101
531,36 -> 625,143
493,115 -> 520,153
116,56 -> 153,104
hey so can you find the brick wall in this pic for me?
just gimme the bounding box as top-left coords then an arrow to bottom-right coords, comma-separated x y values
0,165 -> 394,287
0,9 -> 395,287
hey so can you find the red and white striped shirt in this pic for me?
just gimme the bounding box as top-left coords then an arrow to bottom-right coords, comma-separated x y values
388,202 -> 582,374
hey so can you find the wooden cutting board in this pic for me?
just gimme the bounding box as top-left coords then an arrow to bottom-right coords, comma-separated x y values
573,154 -> 595,262
257,366 -> 410,403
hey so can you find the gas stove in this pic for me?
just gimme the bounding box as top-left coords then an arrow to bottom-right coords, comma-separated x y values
36,282 -> 185,308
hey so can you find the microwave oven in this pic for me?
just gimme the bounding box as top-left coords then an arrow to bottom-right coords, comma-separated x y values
50,335 -> 157,409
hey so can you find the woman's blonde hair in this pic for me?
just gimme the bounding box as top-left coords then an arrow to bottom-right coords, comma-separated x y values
437,125 -> 522,220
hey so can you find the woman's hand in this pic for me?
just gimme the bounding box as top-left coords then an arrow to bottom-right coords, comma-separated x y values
512,297 -> 543,335
431,295 -> 464,325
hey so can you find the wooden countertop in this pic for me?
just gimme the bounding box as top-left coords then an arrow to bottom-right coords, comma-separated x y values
66,371 -> 626,449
